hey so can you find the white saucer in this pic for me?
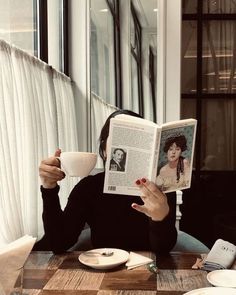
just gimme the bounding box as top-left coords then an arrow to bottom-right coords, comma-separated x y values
78,248 -> 130,270
207,269 -> 236,288
184,287 -> 236,295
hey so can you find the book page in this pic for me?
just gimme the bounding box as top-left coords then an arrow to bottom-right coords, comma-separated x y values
155,119 -> 197,193
103,116 -> 160,195
114,114 -> 158,127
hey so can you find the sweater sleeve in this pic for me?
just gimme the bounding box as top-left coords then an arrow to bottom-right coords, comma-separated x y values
41,180 -> 88,254
148,192 -> 177,254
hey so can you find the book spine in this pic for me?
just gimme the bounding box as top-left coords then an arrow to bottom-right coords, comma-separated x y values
150,127 -> 161,182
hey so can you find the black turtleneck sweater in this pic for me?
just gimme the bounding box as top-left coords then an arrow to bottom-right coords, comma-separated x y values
41,172 -> 177,254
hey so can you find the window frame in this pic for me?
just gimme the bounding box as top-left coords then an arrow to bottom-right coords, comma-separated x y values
130,2 -> 144,117
149,47 -> 157,123
182,0 -> 236,176
38,0 -> 48,63
62,0 -> 69,75
106,0 -> 122,107
38,0 -> 69,74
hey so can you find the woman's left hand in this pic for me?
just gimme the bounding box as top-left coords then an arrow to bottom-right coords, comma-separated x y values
132,178 -> 169,221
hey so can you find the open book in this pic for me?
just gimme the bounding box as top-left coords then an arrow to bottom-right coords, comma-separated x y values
104,114 -> 197,195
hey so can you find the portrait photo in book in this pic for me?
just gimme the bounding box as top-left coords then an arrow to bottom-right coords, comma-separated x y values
156,124 -> 195,193
109,147 -> 127,172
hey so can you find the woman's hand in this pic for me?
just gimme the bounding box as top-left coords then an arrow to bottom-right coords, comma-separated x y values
132,178 -> 169,221
39,149 -> 65,189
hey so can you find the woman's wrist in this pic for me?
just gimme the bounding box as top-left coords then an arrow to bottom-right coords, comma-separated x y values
151,207 -> 170,222
41,180 -> 58,189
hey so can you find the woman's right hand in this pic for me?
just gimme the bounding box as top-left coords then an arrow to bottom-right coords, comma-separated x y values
39,149 -> 65,189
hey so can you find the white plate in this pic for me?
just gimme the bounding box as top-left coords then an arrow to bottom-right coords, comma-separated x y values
78,248 -> 130,270
207,270 -> 236,288
184,287 -> 236,295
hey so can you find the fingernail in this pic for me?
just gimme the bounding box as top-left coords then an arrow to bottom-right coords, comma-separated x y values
136,179 -> 141,185
141,178 -> 146,183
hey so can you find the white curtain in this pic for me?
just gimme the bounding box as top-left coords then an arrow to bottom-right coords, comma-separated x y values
0,40 -> 79,246
91,92 -> 118,168
52,71 -> 79,209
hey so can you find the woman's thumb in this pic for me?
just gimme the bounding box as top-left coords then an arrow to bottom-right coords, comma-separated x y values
54,148 -> 61,157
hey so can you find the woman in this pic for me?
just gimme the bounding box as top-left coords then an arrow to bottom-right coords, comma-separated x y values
156,134 -> 190,192
36,110 -> 177,254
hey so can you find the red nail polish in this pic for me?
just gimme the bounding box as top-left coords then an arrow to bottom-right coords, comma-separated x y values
141,178 -> 146,183
136,179 -> 141,185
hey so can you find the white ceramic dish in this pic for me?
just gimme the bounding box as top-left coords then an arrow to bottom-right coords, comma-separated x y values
78,248 -> 130,270
207,269 -> 236,288
184,287 -> 236,295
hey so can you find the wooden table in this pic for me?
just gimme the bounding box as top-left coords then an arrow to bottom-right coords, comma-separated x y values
21,251 -> 234,295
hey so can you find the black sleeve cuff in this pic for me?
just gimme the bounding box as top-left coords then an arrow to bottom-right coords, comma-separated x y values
41,185 -> 60,202
41,184 -> 60,192
149,217 -> 170,228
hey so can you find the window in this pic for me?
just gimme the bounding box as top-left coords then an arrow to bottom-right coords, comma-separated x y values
48,0 -> 68,74
90,0 -> 121,106
181,0 -> 236,248
149,47 -> 157,122
0,0 -> 68,73
130,2 -> 143,116
182,0 -> 236,172
0,0 -> 38,56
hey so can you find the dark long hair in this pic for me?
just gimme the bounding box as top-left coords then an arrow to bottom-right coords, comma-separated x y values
163,135 -> 187,182
99,109 -> 142,164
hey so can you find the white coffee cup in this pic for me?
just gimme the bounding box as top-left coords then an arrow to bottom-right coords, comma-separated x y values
57,152 -> 97,177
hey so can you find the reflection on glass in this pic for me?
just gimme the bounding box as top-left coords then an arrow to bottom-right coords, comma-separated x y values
181,98 -> 196,119
90,0 -> 115,105
131,55 -> 139,113
130,2 -> 142,115
182,0 -> 198,13
181,98 -> 196,169
182,21 -> 197,94
130,11 -> 135,53
202,21 -> 236,93
130,0 -> 157,119
130,9 -> 140,57
48,0 -> 64,72
91,20 -> 99,96
201,99 -> 236,170
149,48 -> 157,122
0,0 -> 37,56
203,0 -> 236,13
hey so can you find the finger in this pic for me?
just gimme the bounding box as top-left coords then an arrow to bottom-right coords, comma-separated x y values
137,178 -> 166,200
138,196 -> 146,206
131,203 -> 149,215
39,171 -> 65,182
141,178 -> 163,195
54,148 -> 61,157
39,163 -> 64,178
40,170 -> 65,181
135,179 -> 153,198
139,194 -> 147,200
41,156 -> 61,168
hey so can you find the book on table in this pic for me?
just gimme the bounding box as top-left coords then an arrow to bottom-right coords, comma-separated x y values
103,114 -> 197,195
